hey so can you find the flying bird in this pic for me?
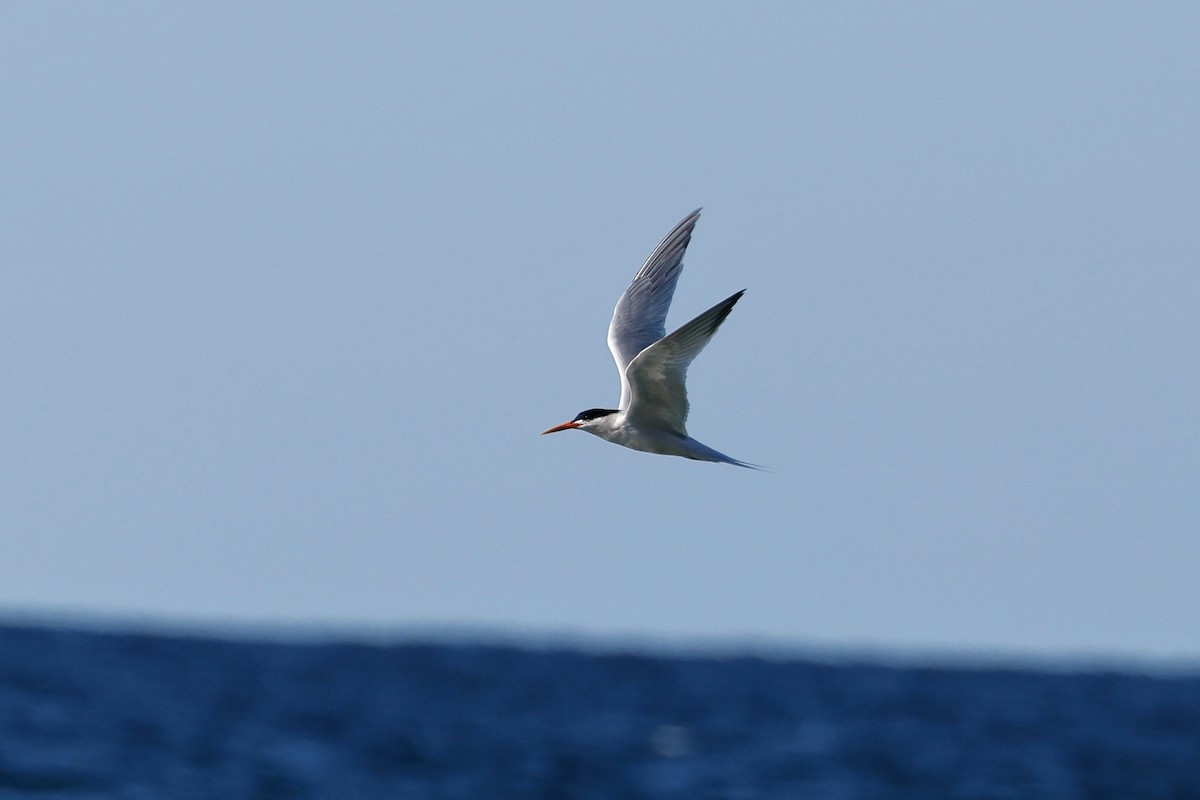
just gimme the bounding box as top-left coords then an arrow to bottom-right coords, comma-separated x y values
541,209 -> 756,468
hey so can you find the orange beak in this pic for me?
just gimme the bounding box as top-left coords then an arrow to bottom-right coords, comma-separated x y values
540,420 -> 581,435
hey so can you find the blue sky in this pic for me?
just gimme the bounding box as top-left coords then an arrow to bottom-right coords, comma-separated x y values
2,3 -> 1197,663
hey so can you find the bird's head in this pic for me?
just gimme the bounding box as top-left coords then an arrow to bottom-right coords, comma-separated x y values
541,408 -> 619,435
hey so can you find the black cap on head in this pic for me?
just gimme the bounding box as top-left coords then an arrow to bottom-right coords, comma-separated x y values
573,408 -> 619,422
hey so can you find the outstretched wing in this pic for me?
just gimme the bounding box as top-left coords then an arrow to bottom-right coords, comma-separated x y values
623,290 -> 744,436
607,209 -> 701,409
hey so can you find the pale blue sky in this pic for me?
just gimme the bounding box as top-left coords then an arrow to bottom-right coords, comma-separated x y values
2,3 -> 1197,662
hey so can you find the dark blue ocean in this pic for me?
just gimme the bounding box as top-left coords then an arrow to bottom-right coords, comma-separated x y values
2,623 -> 1198,799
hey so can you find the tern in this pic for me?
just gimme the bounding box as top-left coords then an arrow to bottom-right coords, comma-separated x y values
542,209 -> 756,468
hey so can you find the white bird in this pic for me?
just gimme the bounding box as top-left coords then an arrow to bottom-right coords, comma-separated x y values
542,209 -> 756,468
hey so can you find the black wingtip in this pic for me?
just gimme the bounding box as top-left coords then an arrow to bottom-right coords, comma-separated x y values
707,289 -> 745,333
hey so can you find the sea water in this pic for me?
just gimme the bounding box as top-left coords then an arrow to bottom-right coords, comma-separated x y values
1,623 -> 1198,798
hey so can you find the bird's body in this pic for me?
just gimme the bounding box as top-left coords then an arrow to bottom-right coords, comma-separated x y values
542,209 -> 755,468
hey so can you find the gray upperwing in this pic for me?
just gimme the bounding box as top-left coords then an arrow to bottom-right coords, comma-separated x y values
607,209 -> 702,408
624,289 -> 745,435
